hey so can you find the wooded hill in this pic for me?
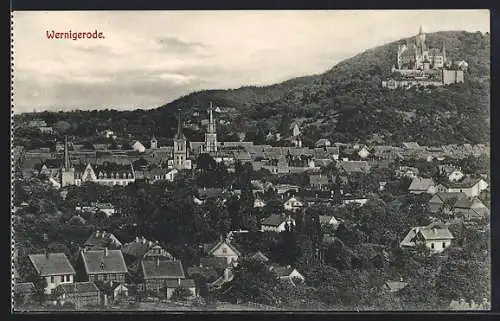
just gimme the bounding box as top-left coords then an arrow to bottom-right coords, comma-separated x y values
15,31 -> 490,147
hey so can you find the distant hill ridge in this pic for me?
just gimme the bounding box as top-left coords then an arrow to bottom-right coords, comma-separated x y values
15,30 -> 490,146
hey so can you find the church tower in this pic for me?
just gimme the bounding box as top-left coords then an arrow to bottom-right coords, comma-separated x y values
173,109 -> 188,170
60,135 -> 75,187
205,102 -> 218,152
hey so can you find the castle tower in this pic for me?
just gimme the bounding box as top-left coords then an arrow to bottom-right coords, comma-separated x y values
60,135 -> 75,187
173,109 -> 188,170
205,102 -> 218,152
150,135 -> 158,149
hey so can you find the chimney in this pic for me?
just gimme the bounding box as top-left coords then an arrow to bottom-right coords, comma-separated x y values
224,268 -> 229,281
135,236 -> 140,243
149,241 -> 153,247
104,247 -> 108,257
156,257 -> 160,268
95,230 -> 100,238
178,278 -> 181,286
142,237 -> 146,244
400,277 -> 404,282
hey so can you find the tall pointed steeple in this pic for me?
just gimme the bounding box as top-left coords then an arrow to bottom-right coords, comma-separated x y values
442,41 -> 447,62
174,109 -> 185,140
419,25 -> 423,35
64,135 -> 70,169
208,101 -> 216,134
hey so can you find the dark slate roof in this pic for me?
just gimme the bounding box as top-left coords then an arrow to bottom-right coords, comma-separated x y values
430,192 -> 468,204
121,239 -> 152,259
338,161 -> 371,173
81,249 -> 128,275
84,231 -> 122,250
165,279 -> 195,288
261,214 -> 287,227
29,253 -> 76,276
14,282 -> 35,294
56,282 -> 99,294
141,259 -> 185,279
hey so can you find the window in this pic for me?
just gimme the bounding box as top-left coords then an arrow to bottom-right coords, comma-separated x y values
442,242 -> 446,249
66,275 -> 70,282
222,248 -> 227,254
60,275 -> 64,282
50,276 -> 54,283
431,243 -> 435,249
103,274 -> 108,281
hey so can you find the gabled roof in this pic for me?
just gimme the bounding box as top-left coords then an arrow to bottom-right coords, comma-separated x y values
430,192 -> 467,204
400,222 -> 454,247
84,231 -> 122,250
81,249 -> 128,275
270,265 -> 301,278
206,240 -> 242,257
319,215 -> 338,225
121,238 -> 160,259
261,214 -> 289,227
447,177 -> 487,189
55,282 -> 99,294
338,161 -> 371,173
453,198 -> 486,210
29,253 -> 75,276
141,259 -> 185,279
408,177 -> 435,191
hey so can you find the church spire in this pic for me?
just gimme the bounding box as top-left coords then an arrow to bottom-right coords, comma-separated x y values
64,135 -> 70,169
208,101 -> 216,134
419,25 -> 423,35
175,109 -> 185,140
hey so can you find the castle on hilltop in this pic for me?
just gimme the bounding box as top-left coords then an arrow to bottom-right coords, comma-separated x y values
382,26 -> 468,90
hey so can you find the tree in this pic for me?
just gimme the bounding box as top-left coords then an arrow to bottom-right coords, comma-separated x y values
196,153 -> 217,172
33,276 -> 48,304
170,287 -> 194,301
221,258 -> 278,305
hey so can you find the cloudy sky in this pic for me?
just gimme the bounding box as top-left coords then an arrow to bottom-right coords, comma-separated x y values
13,10 -> 489,113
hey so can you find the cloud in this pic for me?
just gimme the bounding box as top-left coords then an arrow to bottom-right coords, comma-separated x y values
156,36 -> 210,55
12,10 -> 490,113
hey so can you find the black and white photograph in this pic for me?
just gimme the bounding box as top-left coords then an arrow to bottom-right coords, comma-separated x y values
11,9 -> 491,312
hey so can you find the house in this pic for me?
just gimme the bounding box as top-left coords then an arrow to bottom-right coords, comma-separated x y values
144,168 -> 178,183
446,178 -> 489,197
408,177 -> 436,194
84,230 -> 122,250
122,237 -> 174,272
14,282 -> 36,304
315,139 -> 331,148
383,280 -> 408,293
79,248 -> 128,283
319,215 -> 340,228
204,239 -> 242,265
54,282 -> 100,307
428,192 -> 467,214
400,221 -> 454,253
342,196 -> 369,207
395,166 -> 420,178
337,161 -> 371,174
39,126 -> 54,134
270,265 -> 305,285
28,253 -> 76,294
438,165 -> 464,182
165,279 -> 196,300
253,197 -> 266,208
131,141 -> 146,153
309,174 -> 330,190
261,214 -> 296,233
284,196 -> 303,212
77,202 -> 116,217
453,198 -> 489,222
141,258 -> 185,293
110,282 -> 129,300
74,162 -> 136,186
